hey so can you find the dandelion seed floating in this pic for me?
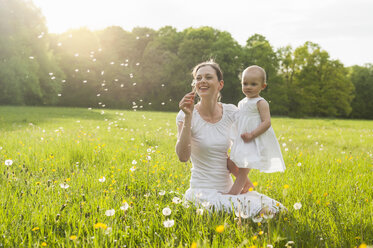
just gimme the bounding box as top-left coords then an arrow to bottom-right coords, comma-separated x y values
29,56 -> 34,60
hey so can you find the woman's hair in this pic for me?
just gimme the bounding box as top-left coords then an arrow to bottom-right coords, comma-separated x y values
192,60 -> 223,101
192,60 -> 223,81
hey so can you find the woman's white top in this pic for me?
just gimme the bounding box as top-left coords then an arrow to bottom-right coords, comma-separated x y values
176,103 -> 285,218
230,97 -> 286,172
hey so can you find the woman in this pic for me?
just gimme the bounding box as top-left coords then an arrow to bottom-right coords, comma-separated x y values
176,60 -> 284,218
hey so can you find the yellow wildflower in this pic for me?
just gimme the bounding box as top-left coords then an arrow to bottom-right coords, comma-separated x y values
69,235 -> 77,240
94,223 -> 107,230
41,242 -> 47,247
215,225 -> 224,233
284,184 -> 289,189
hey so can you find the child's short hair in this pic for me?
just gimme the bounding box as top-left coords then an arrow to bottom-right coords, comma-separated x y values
243,65 -> 267,84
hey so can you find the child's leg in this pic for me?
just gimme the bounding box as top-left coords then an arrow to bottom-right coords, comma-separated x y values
227,168 -> 250,195
227,158 -> 254,194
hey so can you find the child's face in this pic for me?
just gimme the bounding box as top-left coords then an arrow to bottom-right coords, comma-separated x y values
241,70 -> 266,98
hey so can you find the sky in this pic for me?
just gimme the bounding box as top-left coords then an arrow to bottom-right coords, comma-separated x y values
33,0 -> 373,66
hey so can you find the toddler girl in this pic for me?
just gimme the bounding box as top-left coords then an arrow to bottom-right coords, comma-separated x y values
227,65 -> 285,195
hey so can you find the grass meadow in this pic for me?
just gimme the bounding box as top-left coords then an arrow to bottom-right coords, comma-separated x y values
0,106 -> 372,247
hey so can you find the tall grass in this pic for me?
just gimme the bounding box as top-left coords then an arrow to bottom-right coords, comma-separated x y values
0,106 -> 372,247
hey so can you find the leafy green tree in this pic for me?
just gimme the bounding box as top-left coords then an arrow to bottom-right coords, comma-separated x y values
0,0 -> 62,105
281,42 -> 354,117
349,64 -> 373,119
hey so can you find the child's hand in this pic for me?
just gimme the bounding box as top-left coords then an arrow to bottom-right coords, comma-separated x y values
241,132 -> 254,143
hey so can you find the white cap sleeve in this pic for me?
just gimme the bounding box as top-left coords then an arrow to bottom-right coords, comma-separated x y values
176,110 -> 185,125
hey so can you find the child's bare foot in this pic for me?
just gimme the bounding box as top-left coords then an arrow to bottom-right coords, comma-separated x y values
240,179 -> 254,194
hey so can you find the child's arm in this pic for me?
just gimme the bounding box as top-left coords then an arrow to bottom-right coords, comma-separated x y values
241,99 -> 271,143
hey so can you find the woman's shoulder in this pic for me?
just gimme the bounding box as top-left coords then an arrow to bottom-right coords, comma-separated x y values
222,103 -> 238,112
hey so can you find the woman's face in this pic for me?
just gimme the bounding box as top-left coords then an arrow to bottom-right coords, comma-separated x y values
195,66 -> 223,99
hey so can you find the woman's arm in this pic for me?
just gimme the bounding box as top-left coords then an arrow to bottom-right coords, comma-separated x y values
175,92 -> 195,162
241,99 -> 271,142
176,116 -> 193,162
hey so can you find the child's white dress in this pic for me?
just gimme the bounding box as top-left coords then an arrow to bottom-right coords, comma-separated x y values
230,97 -> 285,173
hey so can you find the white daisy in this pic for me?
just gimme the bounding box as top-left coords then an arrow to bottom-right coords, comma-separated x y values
120,202 -> 129,211
172,197 -> 182,204
196,209 -> 204,215
105,209 -> 115,216
162,207 -> 171,216
5,160 -> 13,166
163,219 -> 174,228
60,183 -> 69,189
293,202 -> 302,210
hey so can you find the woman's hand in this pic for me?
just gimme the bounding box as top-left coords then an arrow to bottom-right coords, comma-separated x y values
179,91 -> 195,115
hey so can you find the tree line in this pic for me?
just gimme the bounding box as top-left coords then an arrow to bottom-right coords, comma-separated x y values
1,0 -> 372,119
